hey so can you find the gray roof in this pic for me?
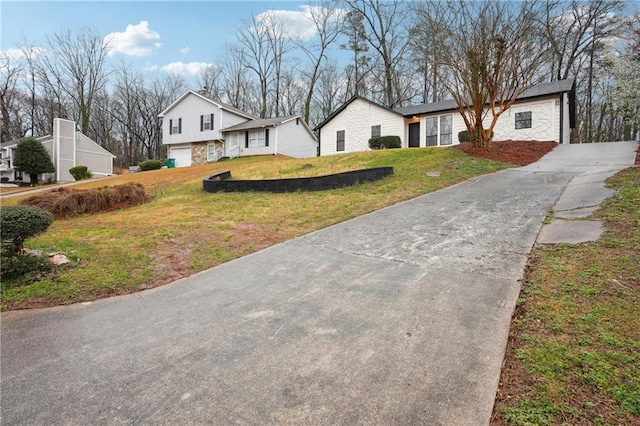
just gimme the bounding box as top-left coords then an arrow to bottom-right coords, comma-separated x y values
394,79 -> 575,117
222,116 -> 300,132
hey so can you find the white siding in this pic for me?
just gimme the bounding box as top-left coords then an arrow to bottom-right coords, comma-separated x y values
495,98 -> 557,141
162,93 -> 249,146
75,133 -> 113,177
320,99 -> 404,156
272,119 -> 317,158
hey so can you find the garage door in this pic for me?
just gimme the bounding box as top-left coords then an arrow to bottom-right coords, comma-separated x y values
171,147 -> 191,167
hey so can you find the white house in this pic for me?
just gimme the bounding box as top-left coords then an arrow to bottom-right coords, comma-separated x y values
315,79 -> 576,156
159,90 -> 318,167
221,116 -> 317,160
0,118 -> 115,183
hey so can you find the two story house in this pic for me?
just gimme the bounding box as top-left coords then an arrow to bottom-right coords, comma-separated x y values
159,90 -> 318,167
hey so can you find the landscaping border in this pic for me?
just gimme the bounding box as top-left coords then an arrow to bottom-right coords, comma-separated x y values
203,167 -> 394,193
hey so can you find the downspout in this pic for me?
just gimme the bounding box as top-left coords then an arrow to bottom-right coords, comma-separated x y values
559,93 -> 564,145
55,119 -> 60,181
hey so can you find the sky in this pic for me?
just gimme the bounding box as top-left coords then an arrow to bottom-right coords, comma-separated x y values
0,0 -> 330,87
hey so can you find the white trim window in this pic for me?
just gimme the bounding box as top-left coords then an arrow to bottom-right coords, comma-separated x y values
245,129 -> 269,148
336,130 -> 345,151
169,118 -> 182,135
207,143 -> 216,161
425,114 -> 453,146
371,125 -> 381,138
201,113 -> 214,131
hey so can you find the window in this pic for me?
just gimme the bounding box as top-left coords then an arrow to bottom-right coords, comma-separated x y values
207,143 -> 216,161
336,130 -> 345,151
425,117 -> 438,146
515,111 -> 532,129
169,118 -> 182,135
201,114 -> 214,131
245,129 -> 269,148
371,125 -> 381,138
440,115 -> 452,145
425,114 -> 453,146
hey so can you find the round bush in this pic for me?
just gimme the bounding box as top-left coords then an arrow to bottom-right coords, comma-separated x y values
1,253 -> 50,280
1,205 -> 54,255
139,160 -> 164,171
369,135 -> 401,150
69,165 -> 92,181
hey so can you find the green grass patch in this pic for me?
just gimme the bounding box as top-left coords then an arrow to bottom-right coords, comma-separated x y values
494,167 -> 640,425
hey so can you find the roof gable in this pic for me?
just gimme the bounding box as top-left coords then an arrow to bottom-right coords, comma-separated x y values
314,96 -> 403,131
222,115 -> 317,141
158,90 -> 256,120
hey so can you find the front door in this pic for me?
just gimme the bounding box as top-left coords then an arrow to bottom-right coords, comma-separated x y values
408,122 -> 420,148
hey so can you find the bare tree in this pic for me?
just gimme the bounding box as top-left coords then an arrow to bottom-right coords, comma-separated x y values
342,0 -> 411,107
0,51 -> 23,142
340,9 -> 371,98
418,0 -> 549,148
297,3 -> 344,123
235,12 -> 292,118
36,28 -> 110,136
198,64 -> 223,101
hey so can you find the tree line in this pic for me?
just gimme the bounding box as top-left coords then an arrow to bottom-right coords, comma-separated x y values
1,0 -> 638,164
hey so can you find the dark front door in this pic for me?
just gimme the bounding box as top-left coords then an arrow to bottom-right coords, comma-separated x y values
408,122 -> 420,148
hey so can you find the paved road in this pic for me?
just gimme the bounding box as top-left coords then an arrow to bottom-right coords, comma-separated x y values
1,142 -> 637,425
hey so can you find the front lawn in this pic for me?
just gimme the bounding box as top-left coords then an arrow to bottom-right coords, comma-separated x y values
1,147 -> 514,310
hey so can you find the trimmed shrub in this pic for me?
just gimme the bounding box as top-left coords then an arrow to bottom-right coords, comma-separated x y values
458,130 -> 494,143
69,165 -> 92,181
0,205 -> 54,255
369,135 -> 401,150
1,253 -> 50,280
21,183 -> 150,219
139,160 -> 164,171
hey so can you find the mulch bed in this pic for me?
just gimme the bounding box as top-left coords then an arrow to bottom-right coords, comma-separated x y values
455,140 -> 558,166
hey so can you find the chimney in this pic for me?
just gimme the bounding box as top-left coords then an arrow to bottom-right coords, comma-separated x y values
198,86 -> 210,98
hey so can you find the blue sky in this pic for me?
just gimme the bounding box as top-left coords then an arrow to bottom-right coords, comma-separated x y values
1,1 -> 325,86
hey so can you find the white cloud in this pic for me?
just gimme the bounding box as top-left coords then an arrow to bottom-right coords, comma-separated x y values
1,47 -> 45,61
161,61 -> 212,76
180,46 -> 189,55
253,5 -> 344,41
104,21 -> 161,56
143,63 -> 158,73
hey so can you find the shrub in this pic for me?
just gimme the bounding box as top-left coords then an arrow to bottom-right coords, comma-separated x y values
21,183 -> 150,219
369,135 -> 401,150
139,160 -> 164,171
458,130 -> 494,143
0,205 -> 54,255
1,253 -> 50,280
69,165 -> 92,181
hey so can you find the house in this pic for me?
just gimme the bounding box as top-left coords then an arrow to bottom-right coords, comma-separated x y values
158,90 -> 318,167
314,79 -> 576,156
0,118 -> 115,183
221,116 -> 318,160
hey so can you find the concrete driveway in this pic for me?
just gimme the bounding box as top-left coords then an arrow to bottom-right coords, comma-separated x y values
1,142 -> 637,425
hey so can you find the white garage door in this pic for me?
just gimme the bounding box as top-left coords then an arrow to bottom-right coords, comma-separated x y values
171,147 -> 191,167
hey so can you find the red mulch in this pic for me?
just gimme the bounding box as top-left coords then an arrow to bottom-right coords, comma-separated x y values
455,140 -> 558,166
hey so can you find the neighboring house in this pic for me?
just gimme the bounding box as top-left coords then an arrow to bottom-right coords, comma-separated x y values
0,118 -> 115,183
315,79 -> 576,156
159,90 -> 318,167
221,116 -> 318,160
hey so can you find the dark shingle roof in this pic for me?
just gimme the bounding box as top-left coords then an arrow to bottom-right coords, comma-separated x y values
222,116 -> 299,132
394,79 -> 575,117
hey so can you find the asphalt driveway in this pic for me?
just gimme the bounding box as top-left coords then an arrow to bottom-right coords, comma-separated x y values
1,141 -> 637,425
